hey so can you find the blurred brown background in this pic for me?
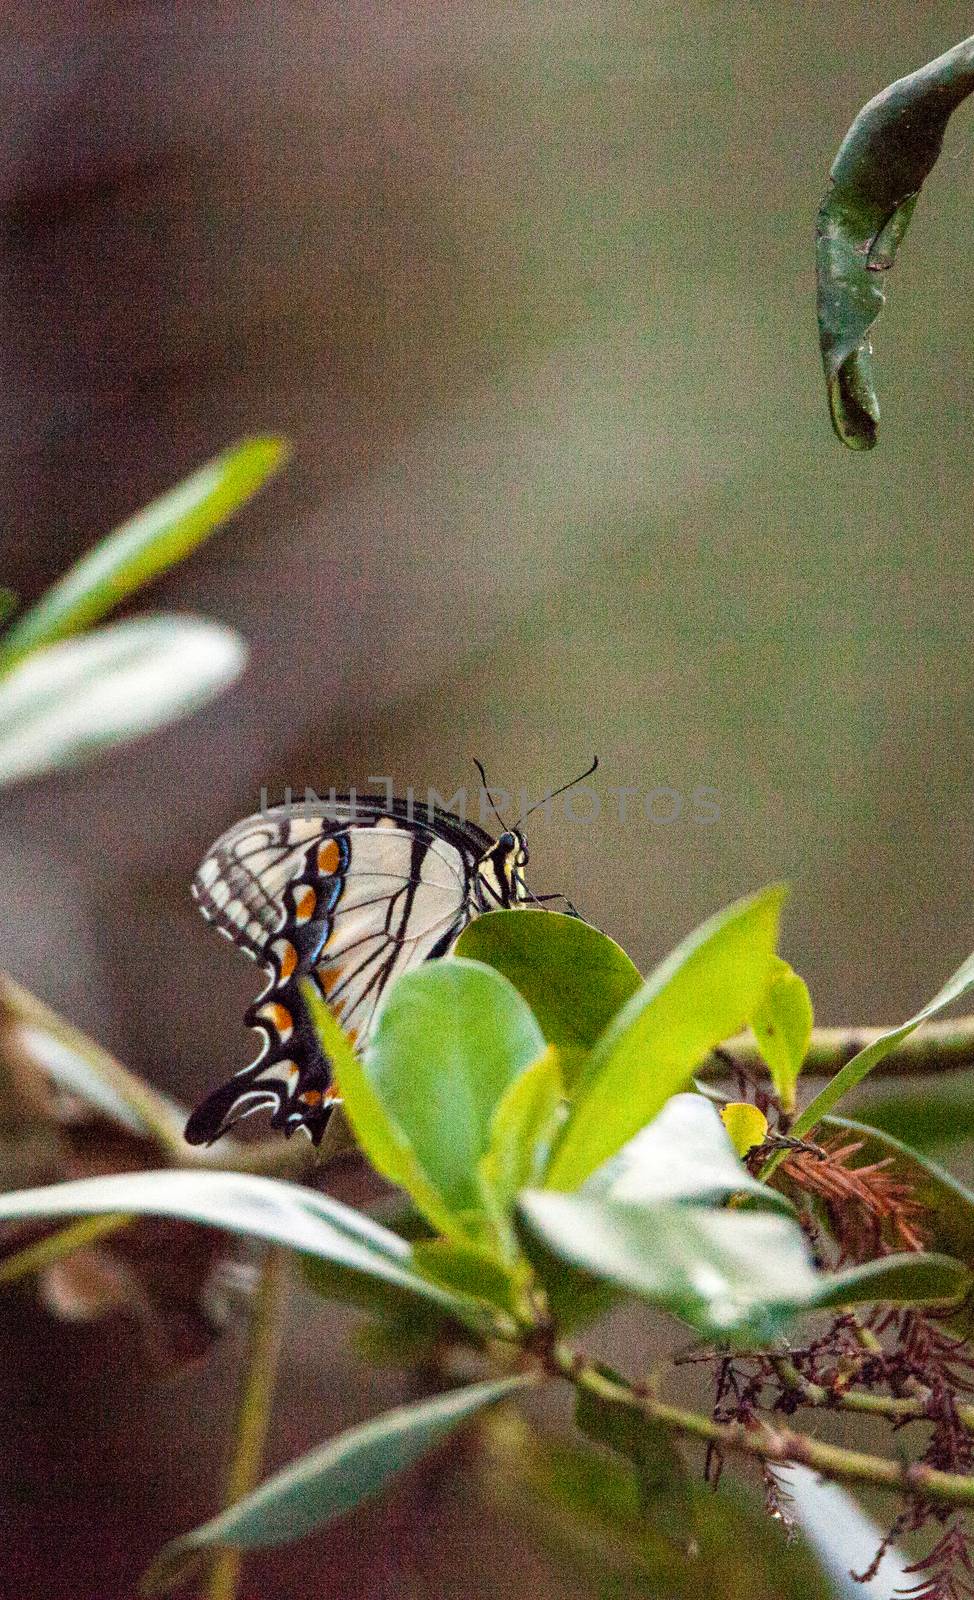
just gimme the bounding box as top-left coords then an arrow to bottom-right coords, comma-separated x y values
2,4 -> 974,1595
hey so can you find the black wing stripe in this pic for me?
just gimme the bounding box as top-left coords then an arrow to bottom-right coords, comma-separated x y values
186,815 -> 480,1146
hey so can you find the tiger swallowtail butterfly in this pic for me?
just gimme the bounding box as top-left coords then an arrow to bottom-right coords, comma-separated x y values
184,767 -> 592,1146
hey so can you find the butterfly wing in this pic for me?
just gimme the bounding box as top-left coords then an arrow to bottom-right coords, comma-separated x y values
185,805 -> 480,1145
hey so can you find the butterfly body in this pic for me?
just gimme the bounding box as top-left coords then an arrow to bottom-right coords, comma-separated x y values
185,796 -> 531,1146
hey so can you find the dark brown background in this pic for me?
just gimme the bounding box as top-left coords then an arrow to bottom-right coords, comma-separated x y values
2,5 -> 974,1595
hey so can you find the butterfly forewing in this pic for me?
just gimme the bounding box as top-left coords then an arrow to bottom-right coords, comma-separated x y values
186,802 -> 492,1145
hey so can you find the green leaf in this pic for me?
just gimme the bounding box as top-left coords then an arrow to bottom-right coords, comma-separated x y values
322,960 -> 545,1241
0,616 -> 246,787
478,1043 -> 564,1227
786,943 -> 974,1148
720,1101 -> 769,1157
749,957 -> 812,1114
575,1381 -> 692,1542
782,1466 -> 912,1598
853,1081 -> 974,1152
142,1376 -> 530,1593
411,1240 -> 520,1314
0,1169 -> 466,1315
819,1114 -> 974,1337
302,981 -> 461,1240
0,437 -> 287,669
517,1190 -> 966,1344
0,588 -> 18,631
454,910 -> 642,1085
586,1092 -> 791,1213
817,37 -> 974,449
814,1251 -> 969,1312
480,1416 -> 838,1600
545,885 -> 786,1191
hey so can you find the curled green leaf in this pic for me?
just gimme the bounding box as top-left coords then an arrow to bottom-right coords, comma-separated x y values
750,956 -> 813,1114
817,36 -> 974,448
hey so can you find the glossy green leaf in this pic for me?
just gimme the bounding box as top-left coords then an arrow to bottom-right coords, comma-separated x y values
586,1092 -> 791,1213
454,910 -> 642,1084
0,1169 -> 465,1314
749,956 -> 812,1113
817,37 -> 974,449
302,981 -> 459,1239
143,1376 -> 530,1592
0,437 -> 286,669
0,616 -> 246,787
545,885 -> 786,1191
324,959 -> 545,1240
518,1190 -> 966,1343
787,943 -> 974,1147
478,1043 -> 564,1226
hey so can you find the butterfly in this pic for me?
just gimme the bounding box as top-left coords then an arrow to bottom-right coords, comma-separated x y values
184,762 -> 594,1146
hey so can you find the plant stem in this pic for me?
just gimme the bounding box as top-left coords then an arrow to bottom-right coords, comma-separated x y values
703,1018 -> 974,1083
207,1246 -> 288,1600
769,1352 -> 974,1431
545,1343 -> 974,1511
0,1212 -> 130,1284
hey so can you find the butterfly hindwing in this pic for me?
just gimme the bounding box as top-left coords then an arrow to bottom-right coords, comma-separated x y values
186,804 -> 485,1145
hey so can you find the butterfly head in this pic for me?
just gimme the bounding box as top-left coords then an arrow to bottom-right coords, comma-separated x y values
475,827 -> 530,909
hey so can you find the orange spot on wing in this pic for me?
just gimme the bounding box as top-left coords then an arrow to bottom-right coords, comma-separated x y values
300,1089 -> 323,1106
317,962 -> 342,996
294,885 -> 316,922
275,939 -> 298,979
258,1002 -> 293,1038
317,838 -> 341,875
346,1026 -> 359,1047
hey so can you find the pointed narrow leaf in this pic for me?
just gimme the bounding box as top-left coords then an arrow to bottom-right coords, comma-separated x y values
0,1169 -> 465,1313
781,1467 -> 912,1598
0,437 -> 287,668
749,957 -> 812,1113
326,960 -> 545,1239
814,1251 -> 968,1311
787,944 -> 974,1147
853,1082 -> 974,1152
454,910 -> 642,1084
0,617 -> 246,786
545,886 -> 786,1190
143,1376 -> 531,1592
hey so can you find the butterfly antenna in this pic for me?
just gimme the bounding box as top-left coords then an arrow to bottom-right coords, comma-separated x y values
472,757 -> 510,830
516,755 -> 599,828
